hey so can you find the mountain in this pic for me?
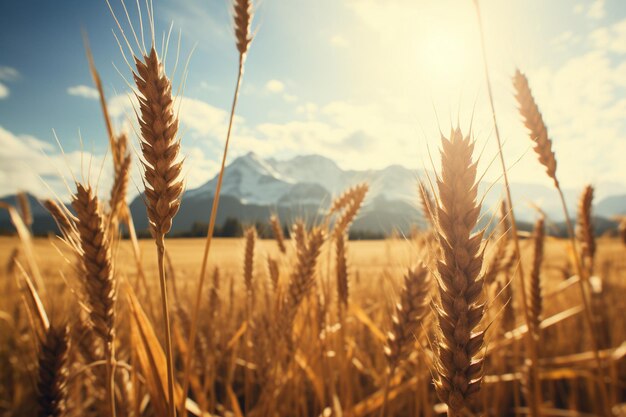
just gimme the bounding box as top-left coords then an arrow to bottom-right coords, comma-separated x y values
2,153 -> 625,237
595,194 -> 626,218
0,193 -> 60,235
128,152 -> 624,235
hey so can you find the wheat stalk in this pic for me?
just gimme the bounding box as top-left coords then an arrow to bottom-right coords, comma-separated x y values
335,232 -> 349,307
270,215 -> 287,254
328,183 -> 367,215
385,263 -> 431,370
418,181 -> 436,228
529,217 -> 545,338
267,256 -> 280,293
181,2 -> 256,410
72,183 -> 117,416
576,185 -> 596,275
243,226 -> 257,411
330,183 -> 368,237
109,134 -> 131,227
17,192 -> 33,228
432,129 -> 485,417
244,227 -> 256,293
380,263 -> 431,417
133,44 -> 182,417
292,220 -> 307,253
472,4 -> 543,413
283,227 -> 325,334
43,199 -> 76,240
514,68 -> 612,414
37,323 -> 70,417
499,200 -> 511,239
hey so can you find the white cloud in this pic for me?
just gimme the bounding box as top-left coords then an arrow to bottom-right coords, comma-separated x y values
330,35 -> 350,48
265,79 -> 285,93
0,66 -> 19,81
178,96 -> 233,138
0,125 -> 116,200
200,81 -> 219,91
108,93 -> 232,138
296,102 -> 318,119
0,83 -> 8,99
283,93 -> 298,102
551,30 -> 582,48
587,0 -> 605,20
590,18 -> 626,54
0,120 -> 224,201
0,66 -> 19,99
67,85 -> 99,100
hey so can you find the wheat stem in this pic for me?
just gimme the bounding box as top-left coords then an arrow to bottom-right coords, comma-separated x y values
472,2 -> 542,414
181,57 -> 246,417
556,186 -> 611,413
157,240 -> 176,417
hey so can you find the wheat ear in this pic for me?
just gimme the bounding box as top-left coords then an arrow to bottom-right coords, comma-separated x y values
270,214 -> 287,253
43,199 -> 77,240
380,264 -> 431,417
109,134 -> 131,226
418,181 -> 436,228
292,220 -> 307,253
330,183 -> 369,237
244,226 -> 256,304
384,263 -> 431,370
576,185 -> 596,275
335,232 -> 349,307
328,183 -> 367,215
37,324 -> 70,417
283,227 -> 325,333
234,0 -> 253,58
267,256 -> 280,292
134,47 -> 183,241
513,69 -> 558,188
432,129 -> 485,416
72,183 -> 117,416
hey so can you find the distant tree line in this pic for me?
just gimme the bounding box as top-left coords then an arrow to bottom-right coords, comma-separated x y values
170,217 -> 386,240
2,214 -> 622,240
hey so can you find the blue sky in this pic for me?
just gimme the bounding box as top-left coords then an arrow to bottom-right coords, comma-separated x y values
1,0 -> 626,201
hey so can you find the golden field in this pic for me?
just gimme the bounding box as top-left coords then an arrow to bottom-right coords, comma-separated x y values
2,233 -> 626,416
1,236 -> 625,291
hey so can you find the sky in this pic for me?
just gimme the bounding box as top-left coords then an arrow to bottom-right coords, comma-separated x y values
1,0 -> 626,201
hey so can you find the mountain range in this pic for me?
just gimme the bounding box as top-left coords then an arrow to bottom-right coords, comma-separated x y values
1,152 -> 625,236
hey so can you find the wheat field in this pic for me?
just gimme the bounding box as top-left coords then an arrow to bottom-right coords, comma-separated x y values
1,0 -> 626,416
2,228 -> 626,416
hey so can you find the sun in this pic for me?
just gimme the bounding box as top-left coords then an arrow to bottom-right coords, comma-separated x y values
400,3 -> 481,94
418,26 -> 474,83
